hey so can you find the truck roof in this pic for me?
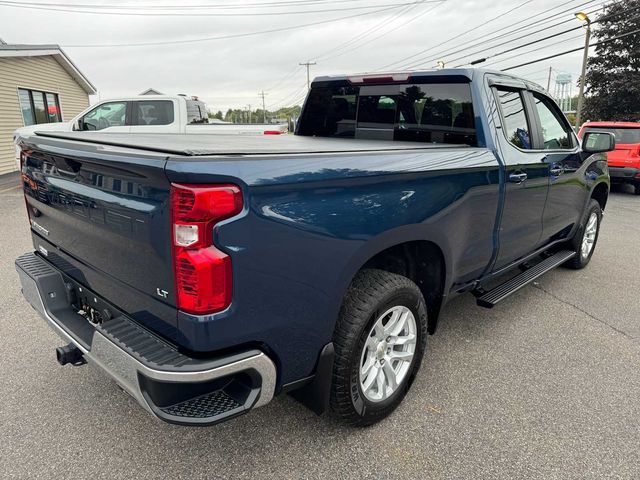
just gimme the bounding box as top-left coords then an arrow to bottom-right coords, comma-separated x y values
30,131 -> 469,156
89,95 -> 196,102
312,68 -> 475,83
311,67 -> 521,83
310,68 -> 546,94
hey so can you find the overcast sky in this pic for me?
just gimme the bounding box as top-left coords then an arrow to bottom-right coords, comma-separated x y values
0,0 -> 605,112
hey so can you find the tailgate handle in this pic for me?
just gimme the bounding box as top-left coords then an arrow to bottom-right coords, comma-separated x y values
55,159 -> 82,177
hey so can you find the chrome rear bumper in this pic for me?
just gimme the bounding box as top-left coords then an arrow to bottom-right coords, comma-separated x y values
16,252 -> 277,426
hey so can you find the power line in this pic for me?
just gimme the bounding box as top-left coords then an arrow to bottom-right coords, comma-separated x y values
268,83 -> 309,109
401,0 -> 606,69
501,26 -> 640,72
0,0 -> 393,9
435,9 -> 603,69
265,65 -> 304,93
377,0 -> 538,70
60,4 -> 410,47
314,0 -> 448,62
483,33 -> 586,68
0,0 -> 430,16
452,1 -> 632,68
453,25 -> 584,67
312,2 -> 418,61
382,0 -> 602,71
481,7 -> 640,69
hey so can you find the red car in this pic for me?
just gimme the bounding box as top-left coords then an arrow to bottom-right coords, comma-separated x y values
579,121 -> 640,194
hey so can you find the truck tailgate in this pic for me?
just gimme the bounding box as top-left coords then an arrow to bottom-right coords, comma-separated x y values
19,134 -> 178,339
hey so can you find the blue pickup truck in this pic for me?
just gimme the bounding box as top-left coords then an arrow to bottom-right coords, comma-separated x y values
15,69 -> 615,427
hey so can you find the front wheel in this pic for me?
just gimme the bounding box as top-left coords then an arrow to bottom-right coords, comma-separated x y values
330,269 -> 427,426
564,199 -> 602,269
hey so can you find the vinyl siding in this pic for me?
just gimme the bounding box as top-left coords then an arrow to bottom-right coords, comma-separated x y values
0,55 -> 90,175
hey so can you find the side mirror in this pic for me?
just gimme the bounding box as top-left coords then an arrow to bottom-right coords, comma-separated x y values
582,131 -> 616,153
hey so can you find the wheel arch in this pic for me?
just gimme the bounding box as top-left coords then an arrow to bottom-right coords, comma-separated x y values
360,241 -> 445,335
333,230 -> 451,337
590,181 -> 609,211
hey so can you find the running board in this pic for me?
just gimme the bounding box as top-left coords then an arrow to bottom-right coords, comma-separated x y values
475,250 -> 576,308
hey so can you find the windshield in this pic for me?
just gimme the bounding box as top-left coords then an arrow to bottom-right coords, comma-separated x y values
297,82 -> 477,146
583,127 -> 640,144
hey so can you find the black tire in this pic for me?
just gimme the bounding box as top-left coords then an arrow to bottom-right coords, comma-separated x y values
634,184 -> 640,196
564,199 -> 602,269
330,269 -> 427,426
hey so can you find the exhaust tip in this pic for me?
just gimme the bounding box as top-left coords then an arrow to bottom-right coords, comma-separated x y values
56,343 -> 85,366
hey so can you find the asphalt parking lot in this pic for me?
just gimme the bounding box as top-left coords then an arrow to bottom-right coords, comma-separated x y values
1,179 -> 639,479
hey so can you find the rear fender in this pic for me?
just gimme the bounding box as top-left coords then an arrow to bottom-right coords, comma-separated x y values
330,224 -> 453,334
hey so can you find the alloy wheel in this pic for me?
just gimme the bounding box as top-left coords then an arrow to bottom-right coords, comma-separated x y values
358,305 -> 417,403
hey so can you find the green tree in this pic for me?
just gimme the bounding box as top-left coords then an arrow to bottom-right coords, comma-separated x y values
221,103 -> 304,125
583,0 -> 640,121
208,110 -> 224,121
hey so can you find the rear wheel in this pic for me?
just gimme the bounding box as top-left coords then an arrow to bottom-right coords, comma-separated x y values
564,199 -> 602,269
634,184 -> 640,196
330,269 -> 427,426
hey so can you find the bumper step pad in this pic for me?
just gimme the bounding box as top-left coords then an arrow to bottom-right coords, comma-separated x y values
161,390 -> 242,419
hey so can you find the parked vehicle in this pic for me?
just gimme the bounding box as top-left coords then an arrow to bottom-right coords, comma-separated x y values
13,95 -> 287,168
578,121 -> 640,194
15,69 -> 614,427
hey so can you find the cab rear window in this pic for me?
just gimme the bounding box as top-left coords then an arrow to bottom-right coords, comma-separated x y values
583,127 -> 640,144
298,82 -> 477,146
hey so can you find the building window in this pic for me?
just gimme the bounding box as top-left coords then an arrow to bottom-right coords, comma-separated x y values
17,88 -> 62,126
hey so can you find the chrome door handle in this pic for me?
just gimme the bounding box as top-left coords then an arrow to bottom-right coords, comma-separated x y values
509,172 -> 528,183
550,161 -> 565,176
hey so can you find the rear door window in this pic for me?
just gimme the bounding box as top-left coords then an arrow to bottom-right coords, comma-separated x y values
133,100 -> 174,126
495,88 -> 532,150
395,83 -> 476,145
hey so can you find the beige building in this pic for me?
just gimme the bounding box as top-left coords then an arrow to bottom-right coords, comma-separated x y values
0,42 -> 96,175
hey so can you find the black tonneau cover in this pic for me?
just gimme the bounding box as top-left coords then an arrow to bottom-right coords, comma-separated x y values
32,131 -> 466,156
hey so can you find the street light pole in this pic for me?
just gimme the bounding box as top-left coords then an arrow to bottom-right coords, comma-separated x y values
575,12 -> 591,128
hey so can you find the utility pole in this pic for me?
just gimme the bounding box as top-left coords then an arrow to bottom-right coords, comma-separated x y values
258,91 -> 267,123
546,66 -> 553,92
575,12 -> 591,128
299,60 -> 316,90
246,104 -> 252,123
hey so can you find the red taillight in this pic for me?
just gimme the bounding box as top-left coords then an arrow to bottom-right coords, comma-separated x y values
263,130 -> 282,135
170,183 -> 243,315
